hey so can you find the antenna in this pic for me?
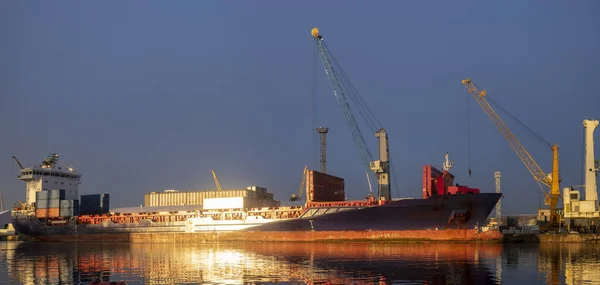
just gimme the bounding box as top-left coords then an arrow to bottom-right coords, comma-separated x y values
442,152 -> 454,171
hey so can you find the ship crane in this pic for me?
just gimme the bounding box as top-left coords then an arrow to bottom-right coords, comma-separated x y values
290,166 -> 308,201
462,78 -> 561,231
311,28 -> 391,201
12,156 -> 24,170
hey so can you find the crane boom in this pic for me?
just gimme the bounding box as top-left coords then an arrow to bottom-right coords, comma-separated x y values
462,79 -> 550,187
311,29 -> 375,173
311,28 -> 391,200
12,156 -> 24,170
462,78 -> 560,228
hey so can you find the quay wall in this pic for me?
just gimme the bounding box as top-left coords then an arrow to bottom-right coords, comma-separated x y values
538,233 -> 600,243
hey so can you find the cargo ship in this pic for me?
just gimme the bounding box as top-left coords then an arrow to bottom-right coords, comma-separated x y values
11,28 -> 503,242
10,153 -> 502,242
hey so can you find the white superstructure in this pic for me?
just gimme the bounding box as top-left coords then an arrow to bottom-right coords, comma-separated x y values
16,153 -> 81,206
564,119 -> 599,218
584,119 -> 599,202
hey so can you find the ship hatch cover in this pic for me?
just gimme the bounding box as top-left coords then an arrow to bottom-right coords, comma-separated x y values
300,207 -> 359,219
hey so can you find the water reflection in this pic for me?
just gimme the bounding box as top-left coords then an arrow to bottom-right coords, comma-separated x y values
538,244 -> 600,285
0,241 -> 598,284
1,242 -> 502,284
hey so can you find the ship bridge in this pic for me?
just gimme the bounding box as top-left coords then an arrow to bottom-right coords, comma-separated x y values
15,154 -> 81,206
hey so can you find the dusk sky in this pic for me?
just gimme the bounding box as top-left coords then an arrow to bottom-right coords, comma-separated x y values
1,1 -> 598,214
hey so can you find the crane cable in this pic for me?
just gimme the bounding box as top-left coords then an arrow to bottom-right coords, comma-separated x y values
326,43 -> 382,131
486,95 -> 553,148
486,94 -> 550,196
312,42 -> 318,170
318,40 -> 402,196
465,90 -> 472,179
327,44 -> 404,196
466,88 -> 550,195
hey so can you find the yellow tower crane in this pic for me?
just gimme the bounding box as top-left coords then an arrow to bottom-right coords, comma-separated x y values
211,170 -> 223,191
462,78 -> 561,231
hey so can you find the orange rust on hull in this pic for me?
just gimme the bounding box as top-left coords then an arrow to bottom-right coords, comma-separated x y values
34,229 -> 503,243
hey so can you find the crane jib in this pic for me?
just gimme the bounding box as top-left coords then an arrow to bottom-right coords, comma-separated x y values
311,28 -> 392,201
313,37 -> 375,175
462,78 -> 561,230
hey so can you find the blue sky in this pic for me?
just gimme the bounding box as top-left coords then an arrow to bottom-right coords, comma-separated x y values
0,1 -> 598,214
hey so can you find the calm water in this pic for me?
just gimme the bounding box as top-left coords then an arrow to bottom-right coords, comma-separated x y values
0,241 -> 599,285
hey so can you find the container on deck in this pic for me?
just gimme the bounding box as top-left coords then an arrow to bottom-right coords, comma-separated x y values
48,189 -> 66,200
35,208 -> 60,218
80,194 -> 110,215
306,170 -> 345,202
36,190 -> 49,201
36,198 -> 61,209
59,200 -> 80,217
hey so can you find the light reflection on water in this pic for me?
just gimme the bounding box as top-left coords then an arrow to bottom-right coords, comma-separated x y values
0,241 -> 599,284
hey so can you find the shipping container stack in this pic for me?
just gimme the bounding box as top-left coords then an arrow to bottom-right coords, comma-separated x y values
59,199 -> 80,217
35,189 -> 64,218
80,194 -> 110,215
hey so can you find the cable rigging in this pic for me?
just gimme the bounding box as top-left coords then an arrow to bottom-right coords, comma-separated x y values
312,42 -> 319,170
311,28 -> 398,200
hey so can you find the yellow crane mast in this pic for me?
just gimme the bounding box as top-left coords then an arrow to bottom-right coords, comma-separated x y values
461,78 -> 561,230
211,170 -> 222,191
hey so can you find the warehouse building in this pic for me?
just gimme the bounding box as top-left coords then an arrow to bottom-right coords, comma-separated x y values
143,186 -> 280,209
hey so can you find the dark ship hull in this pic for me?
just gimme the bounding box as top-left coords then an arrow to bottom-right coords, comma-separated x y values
245,193 -> 501,231
12,193 -> 502,242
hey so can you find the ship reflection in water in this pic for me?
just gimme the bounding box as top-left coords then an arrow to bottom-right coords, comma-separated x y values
1,242 -> 599,284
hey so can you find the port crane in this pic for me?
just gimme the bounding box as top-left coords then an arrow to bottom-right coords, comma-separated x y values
311,28 -> 391,201
462,78 -> 561,230
211,170 -> 223,191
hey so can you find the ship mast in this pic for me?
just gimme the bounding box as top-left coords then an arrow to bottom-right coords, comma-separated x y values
442,153 -> 454,172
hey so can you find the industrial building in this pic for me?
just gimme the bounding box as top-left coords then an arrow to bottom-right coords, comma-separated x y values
143,186 -> 280,209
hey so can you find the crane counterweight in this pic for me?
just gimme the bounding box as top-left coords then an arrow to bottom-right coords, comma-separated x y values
311,28 -> 320,38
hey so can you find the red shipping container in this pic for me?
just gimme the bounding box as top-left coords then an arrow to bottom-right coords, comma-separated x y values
306,170 -> 345,202
422,165 -> 444,199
